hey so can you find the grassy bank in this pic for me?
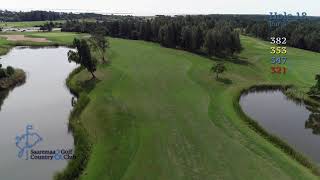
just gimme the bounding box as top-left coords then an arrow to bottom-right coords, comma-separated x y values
54,67 -> 92,180
236,85 -> 319,175
1,30 -> 320,179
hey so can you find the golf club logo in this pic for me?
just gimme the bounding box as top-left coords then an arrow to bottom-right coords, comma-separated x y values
15,125 -> 42,160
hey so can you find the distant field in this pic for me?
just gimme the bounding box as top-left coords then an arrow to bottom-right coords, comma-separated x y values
0,31 -> 87,47
0,19 -> 96,28
28,32 -> 89,45
0,20 -> 65,28
0,31 -> 319,179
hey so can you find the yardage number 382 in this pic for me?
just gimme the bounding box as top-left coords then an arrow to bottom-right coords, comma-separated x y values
270,37 -> 286,45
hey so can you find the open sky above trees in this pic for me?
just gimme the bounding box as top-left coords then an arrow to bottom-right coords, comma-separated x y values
1,0 -> 320,16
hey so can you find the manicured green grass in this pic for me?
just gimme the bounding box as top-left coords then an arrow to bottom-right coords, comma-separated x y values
28,32 -> 88,45
1,31 -> 320,179
0,32 -> 86,50
66,37 -> 320,180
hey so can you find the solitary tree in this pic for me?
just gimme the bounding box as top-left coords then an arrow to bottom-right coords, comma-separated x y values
89,26 -> 109,63
40,21 -> 54,32
6,66 -> 15,76
211,62 -> 226,79
68,38 -> 97,79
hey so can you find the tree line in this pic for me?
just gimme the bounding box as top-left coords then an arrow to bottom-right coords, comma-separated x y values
245,18 -> 320,52
0,10 -> 105,22
62,15 -> 242,57
2,10 -> 319,53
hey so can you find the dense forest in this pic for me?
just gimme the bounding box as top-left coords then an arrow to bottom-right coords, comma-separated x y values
62,15 -> 242,57
244,16 -> 320,52
61,14 -> 320,54
0,10 -> 105,21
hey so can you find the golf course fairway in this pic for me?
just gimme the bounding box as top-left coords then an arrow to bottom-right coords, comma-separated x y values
66,35 -> 320,180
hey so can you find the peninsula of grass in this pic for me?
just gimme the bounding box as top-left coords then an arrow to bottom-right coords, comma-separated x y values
1,30 -> 320,179
0,68 -> 26,111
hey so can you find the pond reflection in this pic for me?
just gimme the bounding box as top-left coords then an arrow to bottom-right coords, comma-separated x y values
305,113 -> 320,135
0,47 -> 77,180
240,89 -> 320,164
0,90 -> 9,110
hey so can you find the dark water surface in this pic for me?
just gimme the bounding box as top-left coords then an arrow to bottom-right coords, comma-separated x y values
240,90 -> 320,164
0,47 -> 76,180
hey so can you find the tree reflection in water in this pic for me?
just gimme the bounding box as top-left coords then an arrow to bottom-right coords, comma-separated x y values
305,109 -> 320,135
0,90 -> 9,111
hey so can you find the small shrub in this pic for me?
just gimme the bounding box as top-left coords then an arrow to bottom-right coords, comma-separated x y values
0,69 -> 7,78
6,66 -> 15,76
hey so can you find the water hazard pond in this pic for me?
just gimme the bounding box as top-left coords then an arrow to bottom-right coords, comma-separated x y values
240,89 -> 320,164
0,47 -> 76,180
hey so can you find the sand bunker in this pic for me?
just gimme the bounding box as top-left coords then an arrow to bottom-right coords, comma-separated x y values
0,35 -> 50,43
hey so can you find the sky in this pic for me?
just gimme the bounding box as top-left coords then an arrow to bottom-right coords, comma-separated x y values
1,0 -> 319,16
